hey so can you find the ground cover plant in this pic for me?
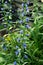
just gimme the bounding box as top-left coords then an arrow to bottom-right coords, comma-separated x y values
0,0 -> 43,65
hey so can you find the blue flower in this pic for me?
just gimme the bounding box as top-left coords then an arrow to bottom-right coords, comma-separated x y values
16,46 -> 19,49
14,61 -> 17,65
20,30 -> 23,34
24,55 -> 28,59
25,24 -> 30,29
2,45 -> 7,51
15,50 -> 19,55
19,20 -> 23,24
26,34 -> 29,36
26,7 -> 29,12
26,17 -> 29,22
1,8 -> 4,11
15,49 -> 20,55
23,43 -> 26,49
17,38 -> 20,42
5,1 -> 7,4
22,3 -> 24,7
26,7 -> 28,11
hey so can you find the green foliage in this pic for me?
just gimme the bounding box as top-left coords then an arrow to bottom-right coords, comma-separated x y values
0,0 -> 43,65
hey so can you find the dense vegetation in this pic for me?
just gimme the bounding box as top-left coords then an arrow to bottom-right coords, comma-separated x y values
0,0 -> 43,65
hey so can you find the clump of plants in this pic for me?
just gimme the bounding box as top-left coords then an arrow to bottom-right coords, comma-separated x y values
0,0 -> 43,65
0,16 -> 43,65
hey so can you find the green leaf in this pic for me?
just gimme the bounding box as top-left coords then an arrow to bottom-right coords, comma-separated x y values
0,57 -> 5,63
7,64 -> 13,65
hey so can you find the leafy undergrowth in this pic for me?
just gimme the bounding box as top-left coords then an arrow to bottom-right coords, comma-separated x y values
0,0 -> 43,65
0,16 -> 43,65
